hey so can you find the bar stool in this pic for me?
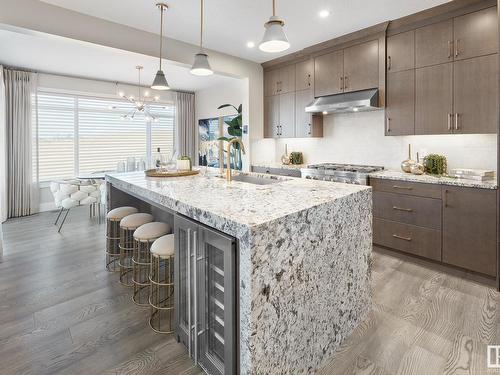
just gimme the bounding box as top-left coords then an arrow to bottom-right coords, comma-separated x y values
105,206 -> 138,271
132,222 -> 171,306
149,234 -> 175,334
119,213 -> 154,286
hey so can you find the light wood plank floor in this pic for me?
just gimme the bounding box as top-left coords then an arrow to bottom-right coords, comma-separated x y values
2,210 -> 500,374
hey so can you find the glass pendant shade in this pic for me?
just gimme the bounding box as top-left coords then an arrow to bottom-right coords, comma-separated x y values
190,52 -> 213,76
259,16 -> 290,53
151,70 -> 170,90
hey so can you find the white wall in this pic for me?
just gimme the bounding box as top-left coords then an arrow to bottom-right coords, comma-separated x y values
195,79 -> 248,170
252,110 -> 497,171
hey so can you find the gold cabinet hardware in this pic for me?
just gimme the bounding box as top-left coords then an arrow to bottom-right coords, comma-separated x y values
393,234 -> 412,241
387,56 -> 392,70
386,117 -> 391,133
455,39 -> 460,57
454,113 -> 459,130
447,113 -> 452,131
344,76 -> 348,89
340,76 -> 344,90
307,74 -> 311,87
448,41 -> 453,59
393,206 -> 413,212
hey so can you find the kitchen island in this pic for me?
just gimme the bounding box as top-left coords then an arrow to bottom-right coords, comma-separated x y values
106,171 -> 372,374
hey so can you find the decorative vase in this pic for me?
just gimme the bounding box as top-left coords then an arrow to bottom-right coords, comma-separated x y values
401,144 -> 415,173
410,152 -> 425,175
281,144 -> 290,165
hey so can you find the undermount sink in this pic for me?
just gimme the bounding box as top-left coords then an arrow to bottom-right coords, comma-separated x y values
231,174 -> 284,185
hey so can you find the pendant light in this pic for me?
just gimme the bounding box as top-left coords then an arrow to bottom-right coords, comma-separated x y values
151,3 -> 170,90
190,0 -> 213,76
259,0 -> 290,53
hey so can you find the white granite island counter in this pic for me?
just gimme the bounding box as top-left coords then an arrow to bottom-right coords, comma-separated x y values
106,171 -> 372,374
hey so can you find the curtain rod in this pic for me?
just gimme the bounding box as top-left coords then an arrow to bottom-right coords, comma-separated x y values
1,64 -> 195,95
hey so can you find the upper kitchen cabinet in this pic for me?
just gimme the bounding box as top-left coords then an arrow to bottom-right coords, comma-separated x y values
295,59 -> 314,91
264,65 -> 295,96
386,70 -> 415,136
264,95 -> 280,137
415,63 -> 453,135
415,19 -> 453,68
453,7 -> 498,61
278,64 -> 296,94
295,89 -> 323,138
453,53 -> 498,134
387,31 -> 415,73
279,92 -> 296,138
343,40 -> 379,92
314,50 -> 344,97
264,69 -> 280,96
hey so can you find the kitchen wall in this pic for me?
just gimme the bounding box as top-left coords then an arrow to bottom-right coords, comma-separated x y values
195,78 -> 248,169
251,110 -> 497,171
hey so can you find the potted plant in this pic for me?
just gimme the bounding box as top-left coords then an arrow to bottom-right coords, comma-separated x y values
217,103 -> 243,171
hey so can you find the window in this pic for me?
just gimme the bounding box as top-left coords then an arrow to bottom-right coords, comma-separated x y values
33,92 -> 175,182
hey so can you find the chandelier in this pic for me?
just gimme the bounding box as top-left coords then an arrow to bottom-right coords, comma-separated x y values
116,65 -> 160,122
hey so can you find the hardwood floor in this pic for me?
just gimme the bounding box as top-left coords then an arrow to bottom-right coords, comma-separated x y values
0,208 -> 202,375
1,209 -> 500,374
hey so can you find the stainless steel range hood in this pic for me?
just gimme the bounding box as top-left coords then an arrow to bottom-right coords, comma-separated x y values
305,88 -> 379,114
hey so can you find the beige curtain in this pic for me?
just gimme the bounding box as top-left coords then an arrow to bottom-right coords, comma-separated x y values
4,68 -> 38,218
176,92 -> 196,161
0,66 -> 6,223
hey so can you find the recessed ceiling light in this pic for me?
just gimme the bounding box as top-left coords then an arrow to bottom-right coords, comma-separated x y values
319,10 -> 330,18
247,41 -> 255,48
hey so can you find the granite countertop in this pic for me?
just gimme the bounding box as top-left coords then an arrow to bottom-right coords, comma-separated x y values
252,162 -> 306,170
370,170 -> 497,190
106,170 -> 370,228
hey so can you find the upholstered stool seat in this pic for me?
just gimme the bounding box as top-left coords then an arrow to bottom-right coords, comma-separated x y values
118,213 -> 154,286
105,206 -> 139,272
149,234 -> 175,334
132,222 -> 171,306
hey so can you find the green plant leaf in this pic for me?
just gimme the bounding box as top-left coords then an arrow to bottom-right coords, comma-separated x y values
217,136 -> 231,142
237,104 -> 242,114
228,127 -> 242,137
218,104 -> 239,112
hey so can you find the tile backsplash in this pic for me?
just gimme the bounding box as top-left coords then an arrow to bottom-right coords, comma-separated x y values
251,110 -> 497,171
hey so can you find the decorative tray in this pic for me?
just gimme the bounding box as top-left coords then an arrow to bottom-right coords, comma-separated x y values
145,169 -> 200,177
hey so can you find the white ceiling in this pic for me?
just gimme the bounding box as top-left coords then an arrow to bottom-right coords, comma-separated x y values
40,0 -> 450,63
0,29 -> 237,92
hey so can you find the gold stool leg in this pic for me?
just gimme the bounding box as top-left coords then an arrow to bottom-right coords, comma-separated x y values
149,254 -> 174,334
119,227 -> 134,286
105,218 -> 121,272
133,239 -> 152,306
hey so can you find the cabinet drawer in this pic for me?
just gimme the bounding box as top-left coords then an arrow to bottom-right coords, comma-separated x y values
370,178 -> 442,199
373,218 -> 441,261
373,191 -> 441,230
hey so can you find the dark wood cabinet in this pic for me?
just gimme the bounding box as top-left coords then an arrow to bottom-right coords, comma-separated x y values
442,187 -> 497,277
415,19 -> 453,68
386,70 -> 414,135
387,30 -> 415,73
295,59 -> 313,91
343,40 -> 379,92
415,63 -> 453,135
314,50 -> 344,97
279,92 -> 295,138
295,89 -> 322,138
453,53 -> 498,134
453,6 -> 498,61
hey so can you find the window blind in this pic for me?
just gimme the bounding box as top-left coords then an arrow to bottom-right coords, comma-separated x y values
33,92 -> 175,182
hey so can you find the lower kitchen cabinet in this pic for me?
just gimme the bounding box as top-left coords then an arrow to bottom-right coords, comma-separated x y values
442,186 -> 497,277
175,214 -> 237,375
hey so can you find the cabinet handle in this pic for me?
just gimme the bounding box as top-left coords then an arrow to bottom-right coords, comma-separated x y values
344,76 -> 348,89
455,39 -> 460,57
454,113 -> 459,130
307,74 -> 311,87
193,230 -> 198,364
447,113 -> 452,131
308,123 -> 311,135
386,117 -> 391,133
387,56 -> 392,71
393,185 -> 412,190
187,228 -> 192,357
340,76 -> 344,90
444,189 -> 449,207
393,206 -> 413,212
448,41 -> 453,59
393,234 -> 412,241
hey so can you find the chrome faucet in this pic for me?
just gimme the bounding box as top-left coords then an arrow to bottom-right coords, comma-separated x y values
226,138 -> 246,181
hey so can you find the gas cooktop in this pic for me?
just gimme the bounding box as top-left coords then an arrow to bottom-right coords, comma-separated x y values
301,163 -> 384,185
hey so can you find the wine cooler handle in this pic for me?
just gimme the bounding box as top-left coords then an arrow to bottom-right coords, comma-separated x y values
187,228 -> 192,357
193,230 -> 198,364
